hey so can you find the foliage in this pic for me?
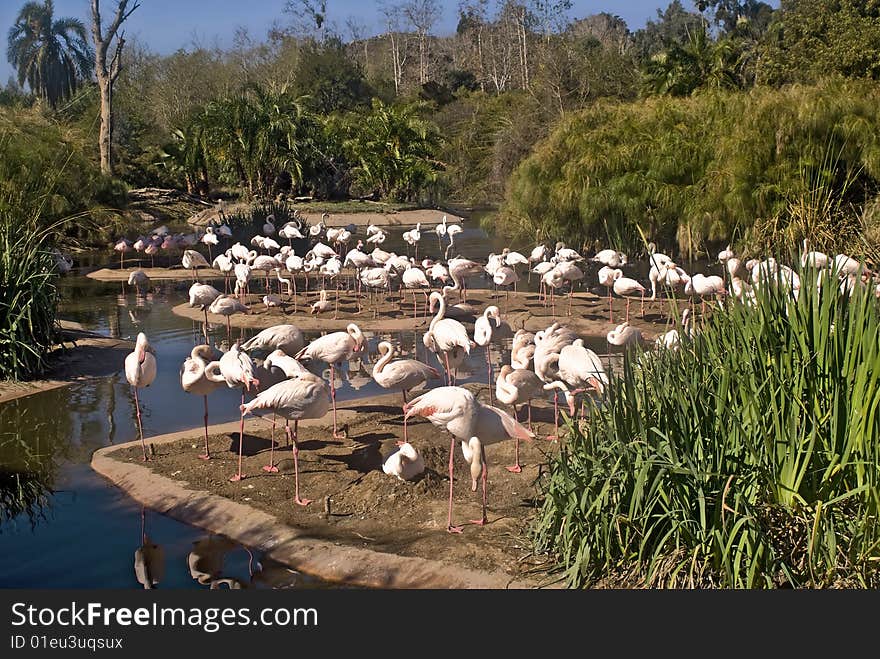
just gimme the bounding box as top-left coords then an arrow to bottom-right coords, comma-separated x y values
199,85 -> 317,197
534,265 -> 880,588
6,0 -> 94,108
759,0 -> 880,85
342,98 -> 442,201
642,26 -> 740,96
502,79 -> 880,258
292,37 -> 374,113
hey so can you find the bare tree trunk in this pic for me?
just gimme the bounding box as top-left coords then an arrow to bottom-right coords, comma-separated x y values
91,0 -> 140,176
477,24 -> 485,92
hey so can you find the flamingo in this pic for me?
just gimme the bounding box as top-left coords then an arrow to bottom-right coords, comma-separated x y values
458,403 -> 535,526
241,372 -> 330,506
127,270 -> 150,296
495,364 -> 544,471
597,265 -> 617,321
402,265 -> 431,319
492,266 -> 519,303
555,260 -> 584,315
240,324 -> 304,357
262,215 -> 276,236
212,253 -> 234,293
474,305 -> 503,403
612,270 -> 646,322
208,295 -> 248,343
263,294 -> 283,310
403,386 -> 478,533
201,227 -> 219,261
592,248 -> 627,267
310,289 -> 331,314
656,309 -> 693,350
434,215 -> 448,246
424,291 -> 472,386
372,341 -> 440,443
187,282 -> 221,340
607,322 -> 646,347
382,442 -> 425,481
181,249 -> 211,281
181,345 -> 224,459
403,222 -> 422,260
217,343 -> 260,482
685,273 -> 727,317
801,238 -> 829,269
114,238 -> 131,269
510,329 -> 536,370
295,324 -> 365,439
447,258 -> 482,303
533,323 -> 578,439
124,333 -> 157,462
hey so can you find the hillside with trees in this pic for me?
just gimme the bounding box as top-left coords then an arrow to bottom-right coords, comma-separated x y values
4,0 -> 880,256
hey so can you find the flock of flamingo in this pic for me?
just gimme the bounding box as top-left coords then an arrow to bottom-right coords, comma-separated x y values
116,211 -> 875,534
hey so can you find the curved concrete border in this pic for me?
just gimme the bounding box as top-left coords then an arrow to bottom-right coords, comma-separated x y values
91,420 -> 542,590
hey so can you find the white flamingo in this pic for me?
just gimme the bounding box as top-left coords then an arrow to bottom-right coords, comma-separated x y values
424,291 -> 472,386
372,341 -> 440,442
181,345 -> 224,459
208,295 -> 248,343
495,364 -> 544,471
612,270 -> 646,322
181,249 -> 211,280
382,442 -> 425,482
474,305 -> 502,403
217,343 -> 260,482
295,324 -> 365,439
124,332 -> 157,462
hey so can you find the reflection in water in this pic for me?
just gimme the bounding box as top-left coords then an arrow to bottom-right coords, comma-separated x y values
134,507 -> 165,589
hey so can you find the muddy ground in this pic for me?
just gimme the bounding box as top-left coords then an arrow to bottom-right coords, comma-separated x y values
105,384 -> 566,585
171,282 -> 689,338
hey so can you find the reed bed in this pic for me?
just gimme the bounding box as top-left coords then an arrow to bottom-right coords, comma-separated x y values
533,265 -> 880,588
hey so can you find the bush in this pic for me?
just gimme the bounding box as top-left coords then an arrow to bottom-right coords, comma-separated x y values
502,79 -> 880,258
533,263 -> 880,588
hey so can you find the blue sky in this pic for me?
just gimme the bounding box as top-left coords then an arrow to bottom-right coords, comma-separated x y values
1,1 -> 765,85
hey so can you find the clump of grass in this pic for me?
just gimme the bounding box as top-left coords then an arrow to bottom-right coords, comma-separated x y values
533,264 -> 880,588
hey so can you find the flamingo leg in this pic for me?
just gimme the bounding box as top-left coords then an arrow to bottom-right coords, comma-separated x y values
330,365 -> 344,439
203,308 -> 209,343
641,290 -> 645,318
226,315 -> 231,344
527,399 -> 533,432
229,391 -> 246,482
133,387 -> 148,461
625,298 -> 631,323
548,390 -> 560,441
444,351 -> 452,386
447,434 -> 463,534
198,395 -> 211,459
486,344 -> 494,405
263,412 -> 279,472
506,404 -> 523,473
609,288 -> 613,323
289,421 -> 312,506
470,444 -> 489,526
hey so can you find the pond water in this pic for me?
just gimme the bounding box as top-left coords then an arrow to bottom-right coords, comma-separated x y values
0,218 -> 714,589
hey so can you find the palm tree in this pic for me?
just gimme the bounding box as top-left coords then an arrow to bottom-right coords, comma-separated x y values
344,99 -> 441,201
6,0 -> 94,108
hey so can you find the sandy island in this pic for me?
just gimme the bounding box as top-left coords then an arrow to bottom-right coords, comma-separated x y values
93,384 -> 565,589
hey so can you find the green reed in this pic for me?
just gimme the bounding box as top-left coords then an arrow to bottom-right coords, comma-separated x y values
533,264 -> 880,587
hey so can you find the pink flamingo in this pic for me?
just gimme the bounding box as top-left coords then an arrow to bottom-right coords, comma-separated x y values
240,372 -> 331,506
371,341 -> 440,443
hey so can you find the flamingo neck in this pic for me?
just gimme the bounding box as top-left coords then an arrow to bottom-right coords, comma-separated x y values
429,294 -> 446,331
